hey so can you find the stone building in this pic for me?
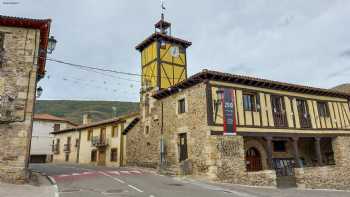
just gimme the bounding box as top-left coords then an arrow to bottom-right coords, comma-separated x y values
52,112 -> 138,167
30,114 -> 76,163
0,15 -> 52,183
125,16 -> 350,189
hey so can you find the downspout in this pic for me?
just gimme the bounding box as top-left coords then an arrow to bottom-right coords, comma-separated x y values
160,101 -> 164,168
76,128 -> 81,163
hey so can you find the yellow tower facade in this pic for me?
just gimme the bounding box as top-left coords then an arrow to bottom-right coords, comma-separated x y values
136,16 -> 192,90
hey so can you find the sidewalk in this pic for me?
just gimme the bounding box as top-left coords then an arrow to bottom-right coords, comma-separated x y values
0,172 -> 56,197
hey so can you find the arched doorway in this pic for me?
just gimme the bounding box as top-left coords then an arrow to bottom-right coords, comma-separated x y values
246,147 -> 262,171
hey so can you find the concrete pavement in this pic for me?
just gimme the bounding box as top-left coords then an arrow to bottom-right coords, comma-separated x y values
30,163 -> 350,197
0,172 -> 56,197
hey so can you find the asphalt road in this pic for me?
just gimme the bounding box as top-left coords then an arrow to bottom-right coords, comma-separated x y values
30,163 -> 350,197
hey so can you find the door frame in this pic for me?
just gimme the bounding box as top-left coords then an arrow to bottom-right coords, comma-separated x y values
178,133 -> 188,162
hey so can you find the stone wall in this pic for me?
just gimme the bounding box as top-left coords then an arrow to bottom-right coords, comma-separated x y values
209,136 -> 276,187
126,82 -> 210,173
295,136 -> 350,190
0,26 -> 40,183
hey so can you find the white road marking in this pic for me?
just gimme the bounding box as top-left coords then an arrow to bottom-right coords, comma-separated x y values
128,184 -> 144,193
72,173 -> 80,176
113,177 -> 125,183
58,174 -> 69,177
83,171 -> 94,175
110,171 -> 120,175
99,171 -> 125,183
120,170 -> 131,174
130,170 -> 142,174
149,195 -> 155,197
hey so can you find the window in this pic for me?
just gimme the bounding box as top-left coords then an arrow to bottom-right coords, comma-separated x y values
178,98 -> 186,114
317,102 -> 330,117
112,126 -> 118,137
110,148 -> 118,162
243,93 -> 259,111
273,141 -> 286,152
53,124 -> 61,132
91,150 -> 97,162
87,129 -> 93,141
75,139 -> 79,147
145,126 -> 150,135
65,154 -> 69,162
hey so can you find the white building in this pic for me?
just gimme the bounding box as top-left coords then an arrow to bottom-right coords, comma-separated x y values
30,114 -> 76,163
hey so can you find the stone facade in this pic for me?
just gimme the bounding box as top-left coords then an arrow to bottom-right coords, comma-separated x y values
295,136 -> 350,190
0,26 -> 41,183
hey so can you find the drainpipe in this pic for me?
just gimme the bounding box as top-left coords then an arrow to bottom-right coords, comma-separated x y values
160,101 -> 165,168
76,128 -> 81,163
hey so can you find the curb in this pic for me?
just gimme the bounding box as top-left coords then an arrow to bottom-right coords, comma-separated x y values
30,170 -> 59,197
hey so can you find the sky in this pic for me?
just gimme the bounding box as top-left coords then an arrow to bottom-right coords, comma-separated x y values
1,0 -> 350,102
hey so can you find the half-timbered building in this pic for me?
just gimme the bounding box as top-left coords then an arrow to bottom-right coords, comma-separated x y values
126,15 -> 350,190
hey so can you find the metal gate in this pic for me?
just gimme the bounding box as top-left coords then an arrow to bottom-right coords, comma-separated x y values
273,158 -> 295,177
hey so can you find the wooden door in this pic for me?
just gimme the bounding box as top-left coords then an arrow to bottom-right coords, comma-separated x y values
271,96 -> 288,127
98,150 -> 106,166
297,99 -> 311,128
246,148 -> 262,171
179,133 -> 188,162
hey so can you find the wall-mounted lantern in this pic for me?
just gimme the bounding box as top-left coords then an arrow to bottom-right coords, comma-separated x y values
47,36 -> 57,54
36,86 -> 43,98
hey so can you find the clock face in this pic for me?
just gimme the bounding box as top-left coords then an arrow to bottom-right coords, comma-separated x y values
170,46 -> 179,58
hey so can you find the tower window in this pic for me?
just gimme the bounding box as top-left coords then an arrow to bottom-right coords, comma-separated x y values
53,124 -> 61,132
178,98 -> 186,114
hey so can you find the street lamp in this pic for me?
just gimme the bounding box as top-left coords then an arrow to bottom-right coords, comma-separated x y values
36,86 -> 43,98
47,36 -> 57,54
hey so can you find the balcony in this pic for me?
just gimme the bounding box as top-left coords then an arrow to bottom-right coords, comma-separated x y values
63,144 -> 71,152
91,136 -> 109,148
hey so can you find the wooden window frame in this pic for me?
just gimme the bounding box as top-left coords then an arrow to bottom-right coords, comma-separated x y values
112,126 -> 118,138
178,98 -> 186,114
317,102 -> 330,118
87,129 -> 93,141
110,148 -> 118,162
243,92 -> 260,112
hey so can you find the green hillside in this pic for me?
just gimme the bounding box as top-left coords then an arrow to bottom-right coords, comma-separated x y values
35,100 -> 139,124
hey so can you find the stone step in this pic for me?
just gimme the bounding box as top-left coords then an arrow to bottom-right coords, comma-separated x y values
276,176 -> 297,188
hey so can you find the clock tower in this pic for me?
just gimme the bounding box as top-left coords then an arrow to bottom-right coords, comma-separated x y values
136,14 -> 192,91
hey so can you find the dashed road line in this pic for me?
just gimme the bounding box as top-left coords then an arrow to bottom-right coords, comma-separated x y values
128,184 -> 144,193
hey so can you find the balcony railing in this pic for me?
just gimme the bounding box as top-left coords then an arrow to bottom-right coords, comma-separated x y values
63,144 -> 71,152
91,136 -> 109,148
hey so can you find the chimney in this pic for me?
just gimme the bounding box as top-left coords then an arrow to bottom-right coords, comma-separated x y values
83,113 -> 92,124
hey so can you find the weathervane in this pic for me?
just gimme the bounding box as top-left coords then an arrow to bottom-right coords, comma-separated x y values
161,0 -> 166,20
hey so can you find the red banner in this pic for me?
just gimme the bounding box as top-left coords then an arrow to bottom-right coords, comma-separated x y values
221,88 -> 237,136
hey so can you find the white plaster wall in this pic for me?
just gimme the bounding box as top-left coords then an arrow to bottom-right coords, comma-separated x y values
31,120 -> 70,155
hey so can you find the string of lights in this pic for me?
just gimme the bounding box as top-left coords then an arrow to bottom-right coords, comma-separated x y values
43,57 -> 185,80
